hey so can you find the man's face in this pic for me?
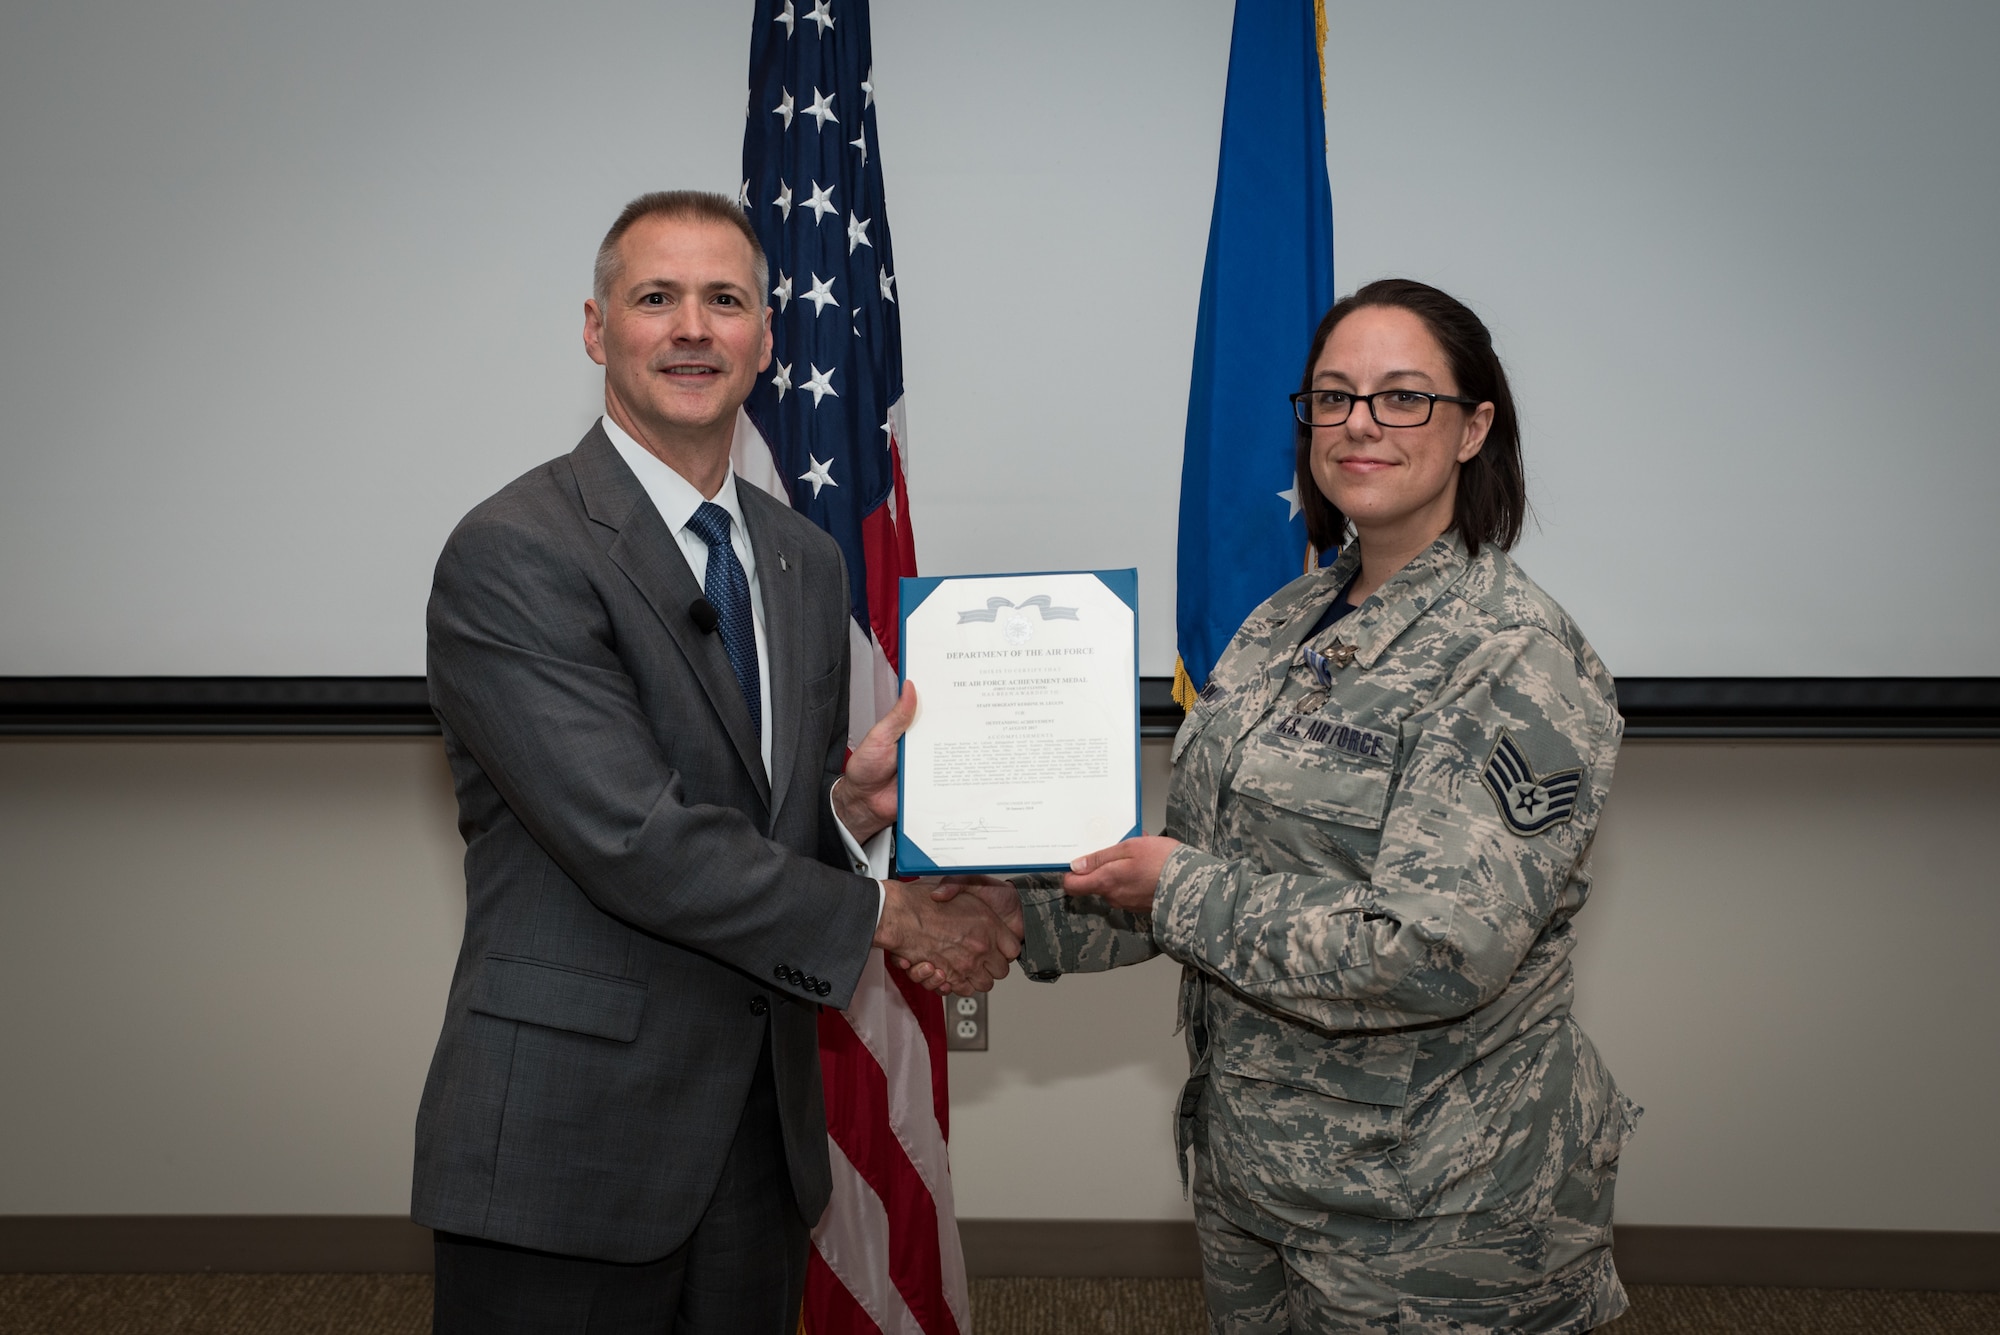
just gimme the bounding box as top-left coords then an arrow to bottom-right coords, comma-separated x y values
583,215 -> 772,447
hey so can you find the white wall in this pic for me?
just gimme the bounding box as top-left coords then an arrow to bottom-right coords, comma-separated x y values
3,737 -> 1995,1231
1326,0 -> 2000,677
4,0 -> 1998,677
0,0 -> 1227,677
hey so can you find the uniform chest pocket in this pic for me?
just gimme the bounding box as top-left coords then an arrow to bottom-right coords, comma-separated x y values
1230,725 -> 1396,829
1170,693 -> 1225,764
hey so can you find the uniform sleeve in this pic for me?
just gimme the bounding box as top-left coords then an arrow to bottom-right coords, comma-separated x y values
1150,626 -> 1618,1032
1010,875 -> 1162,978
428,511 -> 881,1007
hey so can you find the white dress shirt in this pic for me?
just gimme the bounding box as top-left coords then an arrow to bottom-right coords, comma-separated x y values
601,416 -> 891,911
603,415 -> 774,774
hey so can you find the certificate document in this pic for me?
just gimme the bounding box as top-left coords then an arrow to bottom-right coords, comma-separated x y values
895,570 -> 1140,874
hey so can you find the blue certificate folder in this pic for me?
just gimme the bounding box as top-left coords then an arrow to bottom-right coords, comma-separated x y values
894,569 -> 1143,876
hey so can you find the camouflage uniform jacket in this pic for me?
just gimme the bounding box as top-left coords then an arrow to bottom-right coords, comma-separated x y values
1017,532 -> 1639,1255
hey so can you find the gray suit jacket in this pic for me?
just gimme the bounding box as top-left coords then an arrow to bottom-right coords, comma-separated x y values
411,424 -> 880,1264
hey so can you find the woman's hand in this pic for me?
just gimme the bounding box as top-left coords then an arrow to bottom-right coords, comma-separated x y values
1062,836 -> 1180,913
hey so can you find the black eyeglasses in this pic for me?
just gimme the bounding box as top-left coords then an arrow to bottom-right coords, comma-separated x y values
1290,388 -> 1481,428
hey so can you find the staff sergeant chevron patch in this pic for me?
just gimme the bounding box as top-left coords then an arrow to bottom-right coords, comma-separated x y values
1481,731 -> 1584,836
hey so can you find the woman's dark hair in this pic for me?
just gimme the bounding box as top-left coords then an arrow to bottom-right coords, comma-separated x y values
1294,278 -> 1525,556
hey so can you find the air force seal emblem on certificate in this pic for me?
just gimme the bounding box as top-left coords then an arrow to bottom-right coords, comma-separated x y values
1481,731 -> 1583,836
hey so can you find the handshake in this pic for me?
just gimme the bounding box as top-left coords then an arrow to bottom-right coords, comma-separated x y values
867,831 -> 1179,995
838,680 -> 1179,997
872,876 -> 1023,997
837,682 -> 1025,997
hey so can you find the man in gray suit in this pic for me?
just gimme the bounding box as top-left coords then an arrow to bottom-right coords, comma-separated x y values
413,190 -> 1017,1333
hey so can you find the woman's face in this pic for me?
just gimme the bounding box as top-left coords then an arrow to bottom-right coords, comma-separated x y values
1306,305 -> 1493,551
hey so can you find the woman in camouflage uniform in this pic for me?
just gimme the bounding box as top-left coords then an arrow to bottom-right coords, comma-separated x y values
958,280 -> 1639,1331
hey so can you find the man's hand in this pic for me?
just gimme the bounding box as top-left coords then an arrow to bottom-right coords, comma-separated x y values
833,681 -> 918,843
873,875 -> 1019,996
903,877 -> 1023,994
1061,836 -> 1180,913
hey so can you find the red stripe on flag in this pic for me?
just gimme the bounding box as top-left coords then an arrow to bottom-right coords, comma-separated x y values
804,1244 -> 884,1335
816,1008 -> 961,1335
885,962 -> 950,1142
860,446 -> 916,670
889,445 -> 917,576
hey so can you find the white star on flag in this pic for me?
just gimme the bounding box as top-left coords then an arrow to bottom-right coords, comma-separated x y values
772,88 -> 793,129
773,181 -> 792,220
802,364 -> 838,406
804,180 -> 836,222
805,87 -> 837,129
774,0 -> 795,37
772,272 -> 792,312
799,453 -> 838,496
804,273 -> 837,314
1278,486 -> 1302,521
771,361 -> 793,399
737,9 -> 951,1332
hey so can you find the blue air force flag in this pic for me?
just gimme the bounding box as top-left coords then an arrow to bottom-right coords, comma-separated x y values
1173,0 -> 1335,707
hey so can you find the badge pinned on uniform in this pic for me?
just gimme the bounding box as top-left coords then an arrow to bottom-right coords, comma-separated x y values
1298,640 -> 1357,689
1299,644 -> 1333,689
1481,731 -> 1583,836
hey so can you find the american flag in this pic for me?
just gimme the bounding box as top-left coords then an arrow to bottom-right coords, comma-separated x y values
732,4 -> 968,1334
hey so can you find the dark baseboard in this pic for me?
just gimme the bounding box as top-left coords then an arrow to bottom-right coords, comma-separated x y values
0,1216 -> 433,1274
2,1216 -> 1994,1290
959,1219 -> 1201,1279
1611,1224 -> 2000,1291
957,1220 -> 2000,1292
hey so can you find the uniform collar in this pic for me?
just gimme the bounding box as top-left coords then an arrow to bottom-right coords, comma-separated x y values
1321,531 -> 1475,668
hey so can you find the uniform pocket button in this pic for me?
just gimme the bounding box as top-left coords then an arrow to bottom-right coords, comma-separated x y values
749,996 -> 770,1016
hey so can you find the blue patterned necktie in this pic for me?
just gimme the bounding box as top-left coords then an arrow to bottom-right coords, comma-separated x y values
685,502 -> 760,745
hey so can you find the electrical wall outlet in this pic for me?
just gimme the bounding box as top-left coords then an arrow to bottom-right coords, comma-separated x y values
944,992 -> 988,1051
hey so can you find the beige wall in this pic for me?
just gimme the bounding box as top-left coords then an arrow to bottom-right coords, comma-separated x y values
0,739 -> 463,1214
1,737 -> 1995,1230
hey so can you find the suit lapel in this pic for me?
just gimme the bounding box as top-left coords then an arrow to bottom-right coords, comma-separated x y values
742,487 -> 804,824
571,427 -> 771,811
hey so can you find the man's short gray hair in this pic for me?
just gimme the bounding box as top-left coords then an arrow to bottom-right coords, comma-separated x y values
591,190 -> 769,310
